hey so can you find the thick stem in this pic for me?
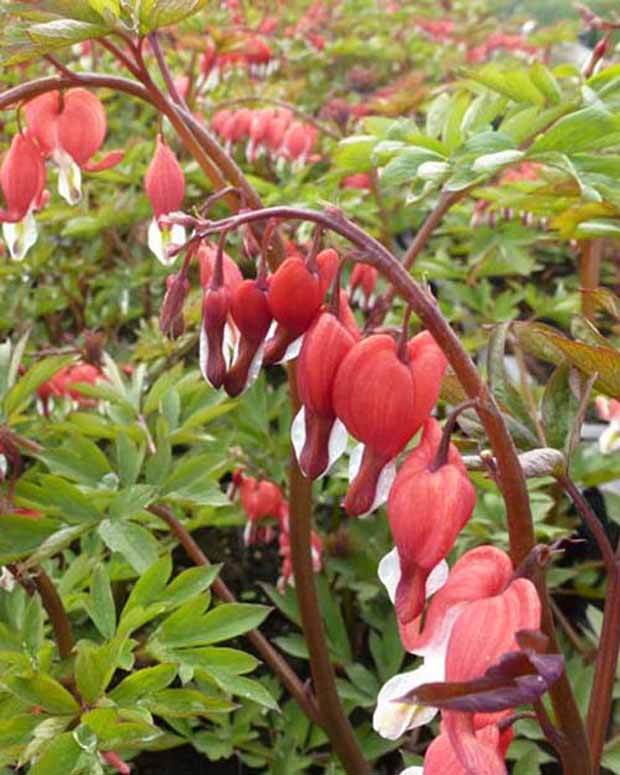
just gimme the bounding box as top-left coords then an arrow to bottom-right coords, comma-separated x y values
587,562 -> 620,773
148,504 -> 320,726
579,239 -> 602,321
287,366 -> 371,775
12,565 -> 75,660
193,204 -> 591,773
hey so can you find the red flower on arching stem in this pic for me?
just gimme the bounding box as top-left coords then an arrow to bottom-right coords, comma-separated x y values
0,132 -> 47,261
25,89 -> 123,205
439,579 -> 541,775
144,134 -> 186,265
294,305 -> 359,479
224,277 -> 273,397
198,243 -> 244,291
387,418 -> 476,641
332,330 -> 447,516
264,247 -> 340,364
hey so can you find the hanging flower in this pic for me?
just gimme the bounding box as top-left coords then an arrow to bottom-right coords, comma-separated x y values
25,89 -> 123,205
0,132 -> 46,261
144,134 -> 186,265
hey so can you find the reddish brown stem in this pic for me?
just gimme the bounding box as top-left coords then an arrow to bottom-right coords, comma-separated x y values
579,239 -> 602,321
148,504 -> 321,725
12,564 -> 75,660
286,366 -> 372,775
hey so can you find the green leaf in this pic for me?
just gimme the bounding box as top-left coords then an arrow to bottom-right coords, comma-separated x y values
85,565 -> 116,640
532,103 -> 620,154
75,637 -> 124,704
0,516 -> 58,564
380,147 -> 446,188
204,672 -> 279,711
541,364 -> 580,451
467,64 -> 545,105
115,433 -> 144,488
162,454 -> 227,506
161,565 -> 220,609
38,436 -> 112,486
316,576 -> 352,664
138,0 -> 209,34
4,674 -> 80,715
28,732 -> 83,775
109,664 -> 177,704
98,519 -> 160,573
529,62 -> 561,104
37,475 -> 101,523
156,602 -> 270,648
3,355 -> 73,419
333,135 -> 377,172
122,555 -> 172,614
141,688 -> 235,717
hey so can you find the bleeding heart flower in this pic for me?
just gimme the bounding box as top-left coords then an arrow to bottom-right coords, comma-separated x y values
160,271 -> 190,339
224,277 -> 273,397
144,134 -> 186,265
278,503 -> 323,591
293,306 -> 358,479
388,418 -> 476,639
235,472 -> 284,546
441,579 -> 541,775
0,132 -> 46,261
332,331 -> 447,516
25,89 -> 123,205
349,263 -> 378,309
264,247 -> 339,364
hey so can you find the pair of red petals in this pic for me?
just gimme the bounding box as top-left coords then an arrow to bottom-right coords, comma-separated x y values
331,332 -> 448,516
388,418 -> 477,635
24,89 -> 122,172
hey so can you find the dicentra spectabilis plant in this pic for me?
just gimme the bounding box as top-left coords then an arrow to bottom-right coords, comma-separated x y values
3,2 -> 620,774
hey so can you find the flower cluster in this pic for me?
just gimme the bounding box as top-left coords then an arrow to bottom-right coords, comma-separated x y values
200,34 -> 277,87
375,545 -> 546,774
0,89 -> 121,261
230,469 -> 322,590
211,108 -> 319,167
37,362 -> 104,415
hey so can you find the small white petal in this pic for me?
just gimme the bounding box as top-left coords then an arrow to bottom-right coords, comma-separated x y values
276,334 -> 303,364
291,406 -> 306,467
3,212 -> 38,261
373,664 -> 440,740
55,149 -> 82,205
599,421 -> 620,454
378,548 -> 400,605
425,559 -> 449,598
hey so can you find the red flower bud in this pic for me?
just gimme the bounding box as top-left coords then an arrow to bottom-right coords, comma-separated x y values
145,134 -> 185,218
294,309 -> 357,478
200,285 -> 232,389
349,263 -> 378,308
0,132 -> 46,223
160,272 -> 190,338
387,418 -> 476,638
224,278 -> 273,396
264,248 -> 339,364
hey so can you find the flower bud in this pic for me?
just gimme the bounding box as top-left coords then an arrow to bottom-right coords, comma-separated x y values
198,243 -> 243,291
160,272 -> 190,339
145,134 -> 185,218
200,285 -> 232,389
349,263 -> 378,308
224,278 -> 273,396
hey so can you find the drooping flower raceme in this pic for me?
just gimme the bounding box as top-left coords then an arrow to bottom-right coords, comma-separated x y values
25,89 -> 123,206
144,134 -> 186,265
0,132 -> 46,261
